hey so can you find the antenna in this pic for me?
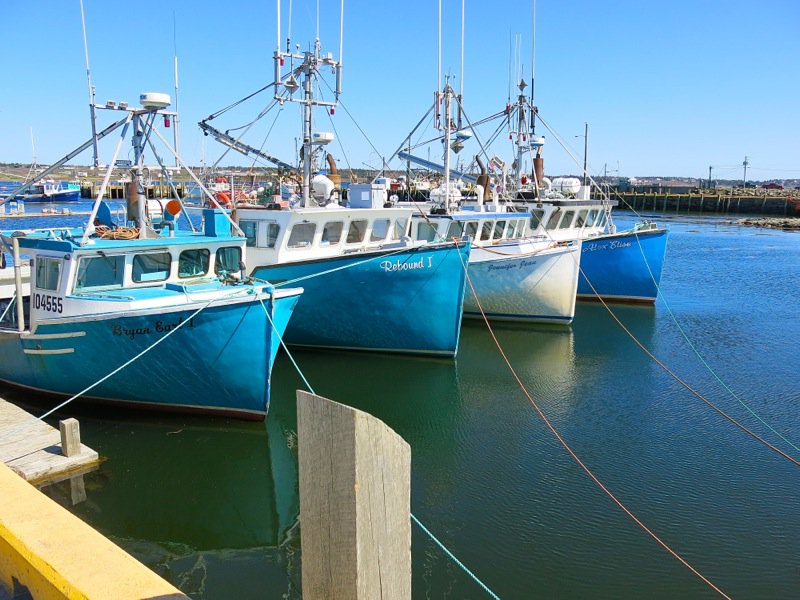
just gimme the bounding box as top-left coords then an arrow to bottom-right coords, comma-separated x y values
79,0 -> 99,168
172,13 -> 181,168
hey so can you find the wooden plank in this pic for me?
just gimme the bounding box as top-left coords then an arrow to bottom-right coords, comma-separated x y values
297,390 -> 411,600
0,399 -> 99,483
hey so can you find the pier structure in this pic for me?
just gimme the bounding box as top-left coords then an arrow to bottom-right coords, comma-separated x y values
612,190 -> 800,216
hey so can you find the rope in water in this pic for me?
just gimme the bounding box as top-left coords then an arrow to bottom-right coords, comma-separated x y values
0,296 -> 216,447
259,240 -> 502,600
454,249 -> 733,599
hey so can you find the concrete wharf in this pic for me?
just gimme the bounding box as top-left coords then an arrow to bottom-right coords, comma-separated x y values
0,398 -> 99,483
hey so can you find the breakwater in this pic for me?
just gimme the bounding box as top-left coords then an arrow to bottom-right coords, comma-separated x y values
613,191 -> 800,216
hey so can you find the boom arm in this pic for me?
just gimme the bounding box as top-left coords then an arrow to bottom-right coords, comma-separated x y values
199,121 -> 295,170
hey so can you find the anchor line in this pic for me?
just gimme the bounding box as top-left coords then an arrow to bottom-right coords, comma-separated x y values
454,249 -> 732,599
256,244 -> 500,600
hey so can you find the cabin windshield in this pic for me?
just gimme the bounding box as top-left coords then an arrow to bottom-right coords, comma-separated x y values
74,255 -> 125,291
370,219 -> 390,242
215,246 -> 242,273
288,223 -> 316,248
132,252 -> 171,283
178,249 -> 210,278
446,221 -> 463,240
35,257 -> 63,291
347,220 -> 367,243
545,209 -> 562,230
394,218 -> 409,239
494,220 -> 507,240
321,221 -> 344,245
415,221 -> 438,242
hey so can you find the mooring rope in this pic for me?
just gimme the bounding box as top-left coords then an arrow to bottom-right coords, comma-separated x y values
0,286 -> 257,447
257,296 -> 315,396
454,249 -> 732,599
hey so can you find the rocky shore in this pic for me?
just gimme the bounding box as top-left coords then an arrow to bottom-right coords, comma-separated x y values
738,217 -> 800,230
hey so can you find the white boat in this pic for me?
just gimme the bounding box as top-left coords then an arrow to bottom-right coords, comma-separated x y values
400,83 -> 580,324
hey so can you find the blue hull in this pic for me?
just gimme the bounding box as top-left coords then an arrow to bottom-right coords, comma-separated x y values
0,295 -> 300,419
19,190 -> 81,202
577,227 -> 668,303
251,243 -> 469,356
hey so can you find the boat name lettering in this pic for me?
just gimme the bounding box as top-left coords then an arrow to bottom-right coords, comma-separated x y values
379,256 -> 433,272
583,240 -> 632,253
33,293 -> 63,314
487,258 -> 538,272
112,317 -> 193,340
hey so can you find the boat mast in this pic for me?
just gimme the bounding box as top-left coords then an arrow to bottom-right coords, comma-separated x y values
273,0 -> 343,208
79,0 -> 99,169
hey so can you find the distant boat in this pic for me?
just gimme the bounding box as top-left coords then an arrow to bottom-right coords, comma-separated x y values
0,92 -> 303,420
17,180 -> 81,202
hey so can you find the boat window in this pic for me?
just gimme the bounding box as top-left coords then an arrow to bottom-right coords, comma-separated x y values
464,221 -> 479,240
347,220 -> 368,243
416,221 -> 438,242
178,249 -> 210,278
446,221 -> 464,240
370,219 -> 390,242
597,211 -> 608,228
132,252 -> 171,283
288,222 -> 316,248
586,209 -> 598,227
35,257 -> 62,291
239,220 -> 258,246
393,218 -> 409,239
558,210 -> 575,229
265,223 -> 280,248
480,221 -> 493,241
215,246 -> 242,274
321,221 -> 344,245
574,209 -> 589,228
74,255 -> 125,291
530,209 -> 546,230
545,208 -> 562,230
510,220 -> 523,238
494,220 -> 507,240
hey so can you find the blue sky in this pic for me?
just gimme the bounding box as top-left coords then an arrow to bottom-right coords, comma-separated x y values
1,0 -> 798,180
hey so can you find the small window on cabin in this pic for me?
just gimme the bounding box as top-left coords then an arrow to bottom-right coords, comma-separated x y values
586,209 -> 598,227
74,255 -> 125,291
35,257 -> 62,291
321,221 -> 344,245
288,222 -> 316,248
510,220 -> 524,238
480,221 -> 493,241
132,252 -> 171,283
393,218 -> 409,239
370,219 -> 391,242
464,221 -> 479,240
178,249 -> 210,278
558,210 -> 575,229
416,221 -> 438,242
530,209 -> 546,230
574,210 -> 589,229
346,220 -> 368,243
545,208 -> 562,230
265,223 -> 280,248
494,220 -> 507,240
215,246 -> 242,274
240,221 -> 257,246
446,221 -> 464,240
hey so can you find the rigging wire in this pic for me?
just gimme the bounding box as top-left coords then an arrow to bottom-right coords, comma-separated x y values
454,250 -> 732,600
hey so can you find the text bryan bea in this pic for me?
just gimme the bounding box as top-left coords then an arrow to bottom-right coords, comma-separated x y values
112,316 -> 195,340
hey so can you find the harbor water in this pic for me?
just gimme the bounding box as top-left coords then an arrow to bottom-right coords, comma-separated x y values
2,211 -> 799,598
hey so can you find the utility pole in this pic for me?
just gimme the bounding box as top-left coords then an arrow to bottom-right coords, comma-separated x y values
742,156 -> 749,189
708,165 -> 712,189
582,122 -> 588,187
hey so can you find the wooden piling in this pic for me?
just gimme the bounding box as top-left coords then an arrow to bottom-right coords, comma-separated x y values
59,418 -> 80,458
297,390 -> 411,600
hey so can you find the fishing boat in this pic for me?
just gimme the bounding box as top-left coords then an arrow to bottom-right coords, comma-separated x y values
0,92 -> 303,419
401,83 -> 580,324
457,82 -> 669,304
201,23 -> 471,356
14,180 -> 82,202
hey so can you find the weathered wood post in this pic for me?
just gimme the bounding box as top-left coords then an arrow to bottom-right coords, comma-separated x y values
59,418 -> 81,458
297,390 -> 411,600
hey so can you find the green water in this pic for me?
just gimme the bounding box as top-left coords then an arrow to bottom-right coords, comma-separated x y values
8,213 -> 800,598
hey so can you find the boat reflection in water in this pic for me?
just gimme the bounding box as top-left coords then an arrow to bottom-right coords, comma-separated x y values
33,403 -> 299,600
